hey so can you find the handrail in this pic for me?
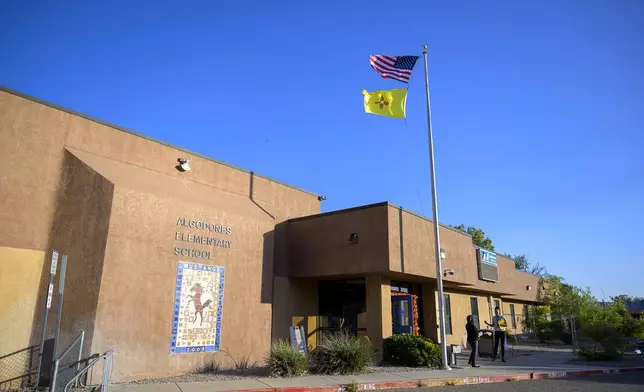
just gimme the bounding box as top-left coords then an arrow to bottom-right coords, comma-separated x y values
50,331 -> 85,392
57,331 -> 84,361
63,349 -> 113,392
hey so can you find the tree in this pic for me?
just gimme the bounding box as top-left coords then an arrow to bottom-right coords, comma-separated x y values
611,295 -> 644,304
506,254 -> 547,276
512,254 -> 529,271
540,274 -> 597,319
452,224 -> 494,251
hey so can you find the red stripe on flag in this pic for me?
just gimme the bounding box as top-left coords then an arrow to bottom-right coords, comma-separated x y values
370,60 -> 412,76
370,62 -> 412,79
371,55 -> 396,67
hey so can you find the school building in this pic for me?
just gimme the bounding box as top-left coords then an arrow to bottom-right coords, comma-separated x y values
0,86 -> 540,384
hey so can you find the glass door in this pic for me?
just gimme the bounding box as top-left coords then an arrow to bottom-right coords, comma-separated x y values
391,295 -> 413,334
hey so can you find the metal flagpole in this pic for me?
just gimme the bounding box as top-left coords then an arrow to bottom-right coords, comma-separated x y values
422,44 -> 450,370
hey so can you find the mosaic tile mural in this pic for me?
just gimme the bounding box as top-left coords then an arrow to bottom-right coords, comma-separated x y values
170,262 -> 225,354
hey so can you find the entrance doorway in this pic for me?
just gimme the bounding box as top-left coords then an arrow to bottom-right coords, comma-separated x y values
318,279 -> 366,344
390,280 -> 422,335
392,295 -> 414,334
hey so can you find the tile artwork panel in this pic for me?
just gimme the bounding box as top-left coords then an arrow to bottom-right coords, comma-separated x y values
170,262 -> 225,354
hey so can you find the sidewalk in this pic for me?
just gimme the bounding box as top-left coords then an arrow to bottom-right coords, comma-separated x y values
108,351 -> 644,392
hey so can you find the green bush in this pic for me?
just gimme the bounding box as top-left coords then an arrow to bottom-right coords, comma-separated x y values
383,334 -> 441,368
577,347 -> 622,361
581,323 -> 626,354
308,332 -> 374,375
267,340 -> 307,377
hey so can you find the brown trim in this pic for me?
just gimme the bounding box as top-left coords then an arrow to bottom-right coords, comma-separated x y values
287,202 -> 389,223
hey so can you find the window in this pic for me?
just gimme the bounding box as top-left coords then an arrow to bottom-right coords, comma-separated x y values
523,304 -> 529,326
510,304 -> 516,329
443,294 -> 453,335
470,297 -> 480,329
390,281 -> 409,293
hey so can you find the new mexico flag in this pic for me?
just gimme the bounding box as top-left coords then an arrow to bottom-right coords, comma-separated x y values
362,88 -> 407,119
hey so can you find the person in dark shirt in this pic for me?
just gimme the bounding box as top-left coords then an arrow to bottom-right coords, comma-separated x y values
466,315 -> 480,367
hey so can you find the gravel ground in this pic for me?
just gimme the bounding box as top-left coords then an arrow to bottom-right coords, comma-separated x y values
121,364 -> 429,385
113,344 -> 640,385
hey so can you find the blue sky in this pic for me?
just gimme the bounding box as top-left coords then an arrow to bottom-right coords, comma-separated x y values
1,1 -> 642,299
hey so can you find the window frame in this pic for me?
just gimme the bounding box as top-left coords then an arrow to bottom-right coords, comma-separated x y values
470,297 -> 480,329
510,304 -> 516,329
443,294 -> 453,335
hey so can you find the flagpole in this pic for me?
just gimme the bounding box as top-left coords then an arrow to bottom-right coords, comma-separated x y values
422,44 -> 451,370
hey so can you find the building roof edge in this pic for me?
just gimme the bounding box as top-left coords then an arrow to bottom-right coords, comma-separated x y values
0,85 -> 320,198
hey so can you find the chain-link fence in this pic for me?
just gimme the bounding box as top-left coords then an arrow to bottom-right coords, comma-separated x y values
0,345 -> 38,391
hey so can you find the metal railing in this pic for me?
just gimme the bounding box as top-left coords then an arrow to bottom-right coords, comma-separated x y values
63,349 -> 114,392
50,331 -> 84,392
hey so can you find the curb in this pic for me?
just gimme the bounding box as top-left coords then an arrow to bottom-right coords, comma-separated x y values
259,366 -> 644,392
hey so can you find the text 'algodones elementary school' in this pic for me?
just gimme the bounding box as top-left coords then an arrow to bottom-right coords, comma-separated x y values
0,86 -> 541,382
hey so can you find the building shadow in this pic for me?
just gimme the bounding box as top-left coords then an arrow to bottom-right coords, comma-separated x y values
261,231 -> 275,304
27,151 -> 113,385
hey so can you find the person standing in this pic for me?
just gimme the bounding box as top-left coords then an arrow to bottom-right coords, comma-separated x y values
485,306 -> 508,362
466,315 -> 480,367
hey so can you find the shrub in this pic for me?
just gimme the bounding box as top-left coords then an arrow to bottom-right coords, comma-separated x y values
383,334 -> 441,368
309,332 -> 374,375
581,324 -> 626,354
577,347 -> 622,361
194,358 -> 221,374
267,340 -> 307,377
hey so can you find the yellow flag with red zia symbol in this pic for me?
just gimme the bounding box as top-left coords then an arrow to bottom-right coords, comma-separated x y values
362,88 -> 407,119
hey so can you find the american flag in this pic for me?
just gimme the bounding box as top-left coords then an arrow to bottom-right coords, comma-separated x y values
369,55 -> 419,84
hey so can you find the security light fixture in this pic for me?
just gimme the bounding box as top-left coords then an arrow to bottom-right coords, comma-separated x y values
440,248 -> 446,260
177,158 -> 191,172
318,196 -> 327,201
526,285 -> 532,291
348,233 -> 358,244
443,268 -> 455,277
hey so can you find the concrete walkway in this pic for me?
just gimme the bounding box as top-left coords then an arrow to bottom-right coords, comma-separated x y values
108,351 -> 644,392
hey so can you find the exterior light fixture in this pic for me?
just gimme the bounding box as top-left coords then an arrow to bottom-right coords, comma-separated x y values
526,285 -> 532,291
348,233 -> 358,244
318,196 -> 327,201
177,158 -> 191,172
440,248 -> 446,260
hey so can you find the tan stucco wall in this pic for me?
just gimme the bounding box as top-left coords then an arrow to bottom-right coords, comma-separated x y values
422,282 -> 438,342
287,204 -> 390,277
0,88 -> 320,382
365,276 -> 392,357
90,181 -> 276,381
387,206 -> 540,302
34,151 -> 115,361
0,247 -> 45,385
432,291 -> 495,345
502,300 -> 529,334
0,93 -> 68,252
271,277 -> 319,349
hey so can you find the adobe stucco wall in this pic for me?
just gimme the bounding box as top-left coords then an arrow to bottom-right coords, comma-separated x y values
387,205 -> 540,302
0,247 -> 45,387
286,204 -> 390,277
0,87 -> 320,382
